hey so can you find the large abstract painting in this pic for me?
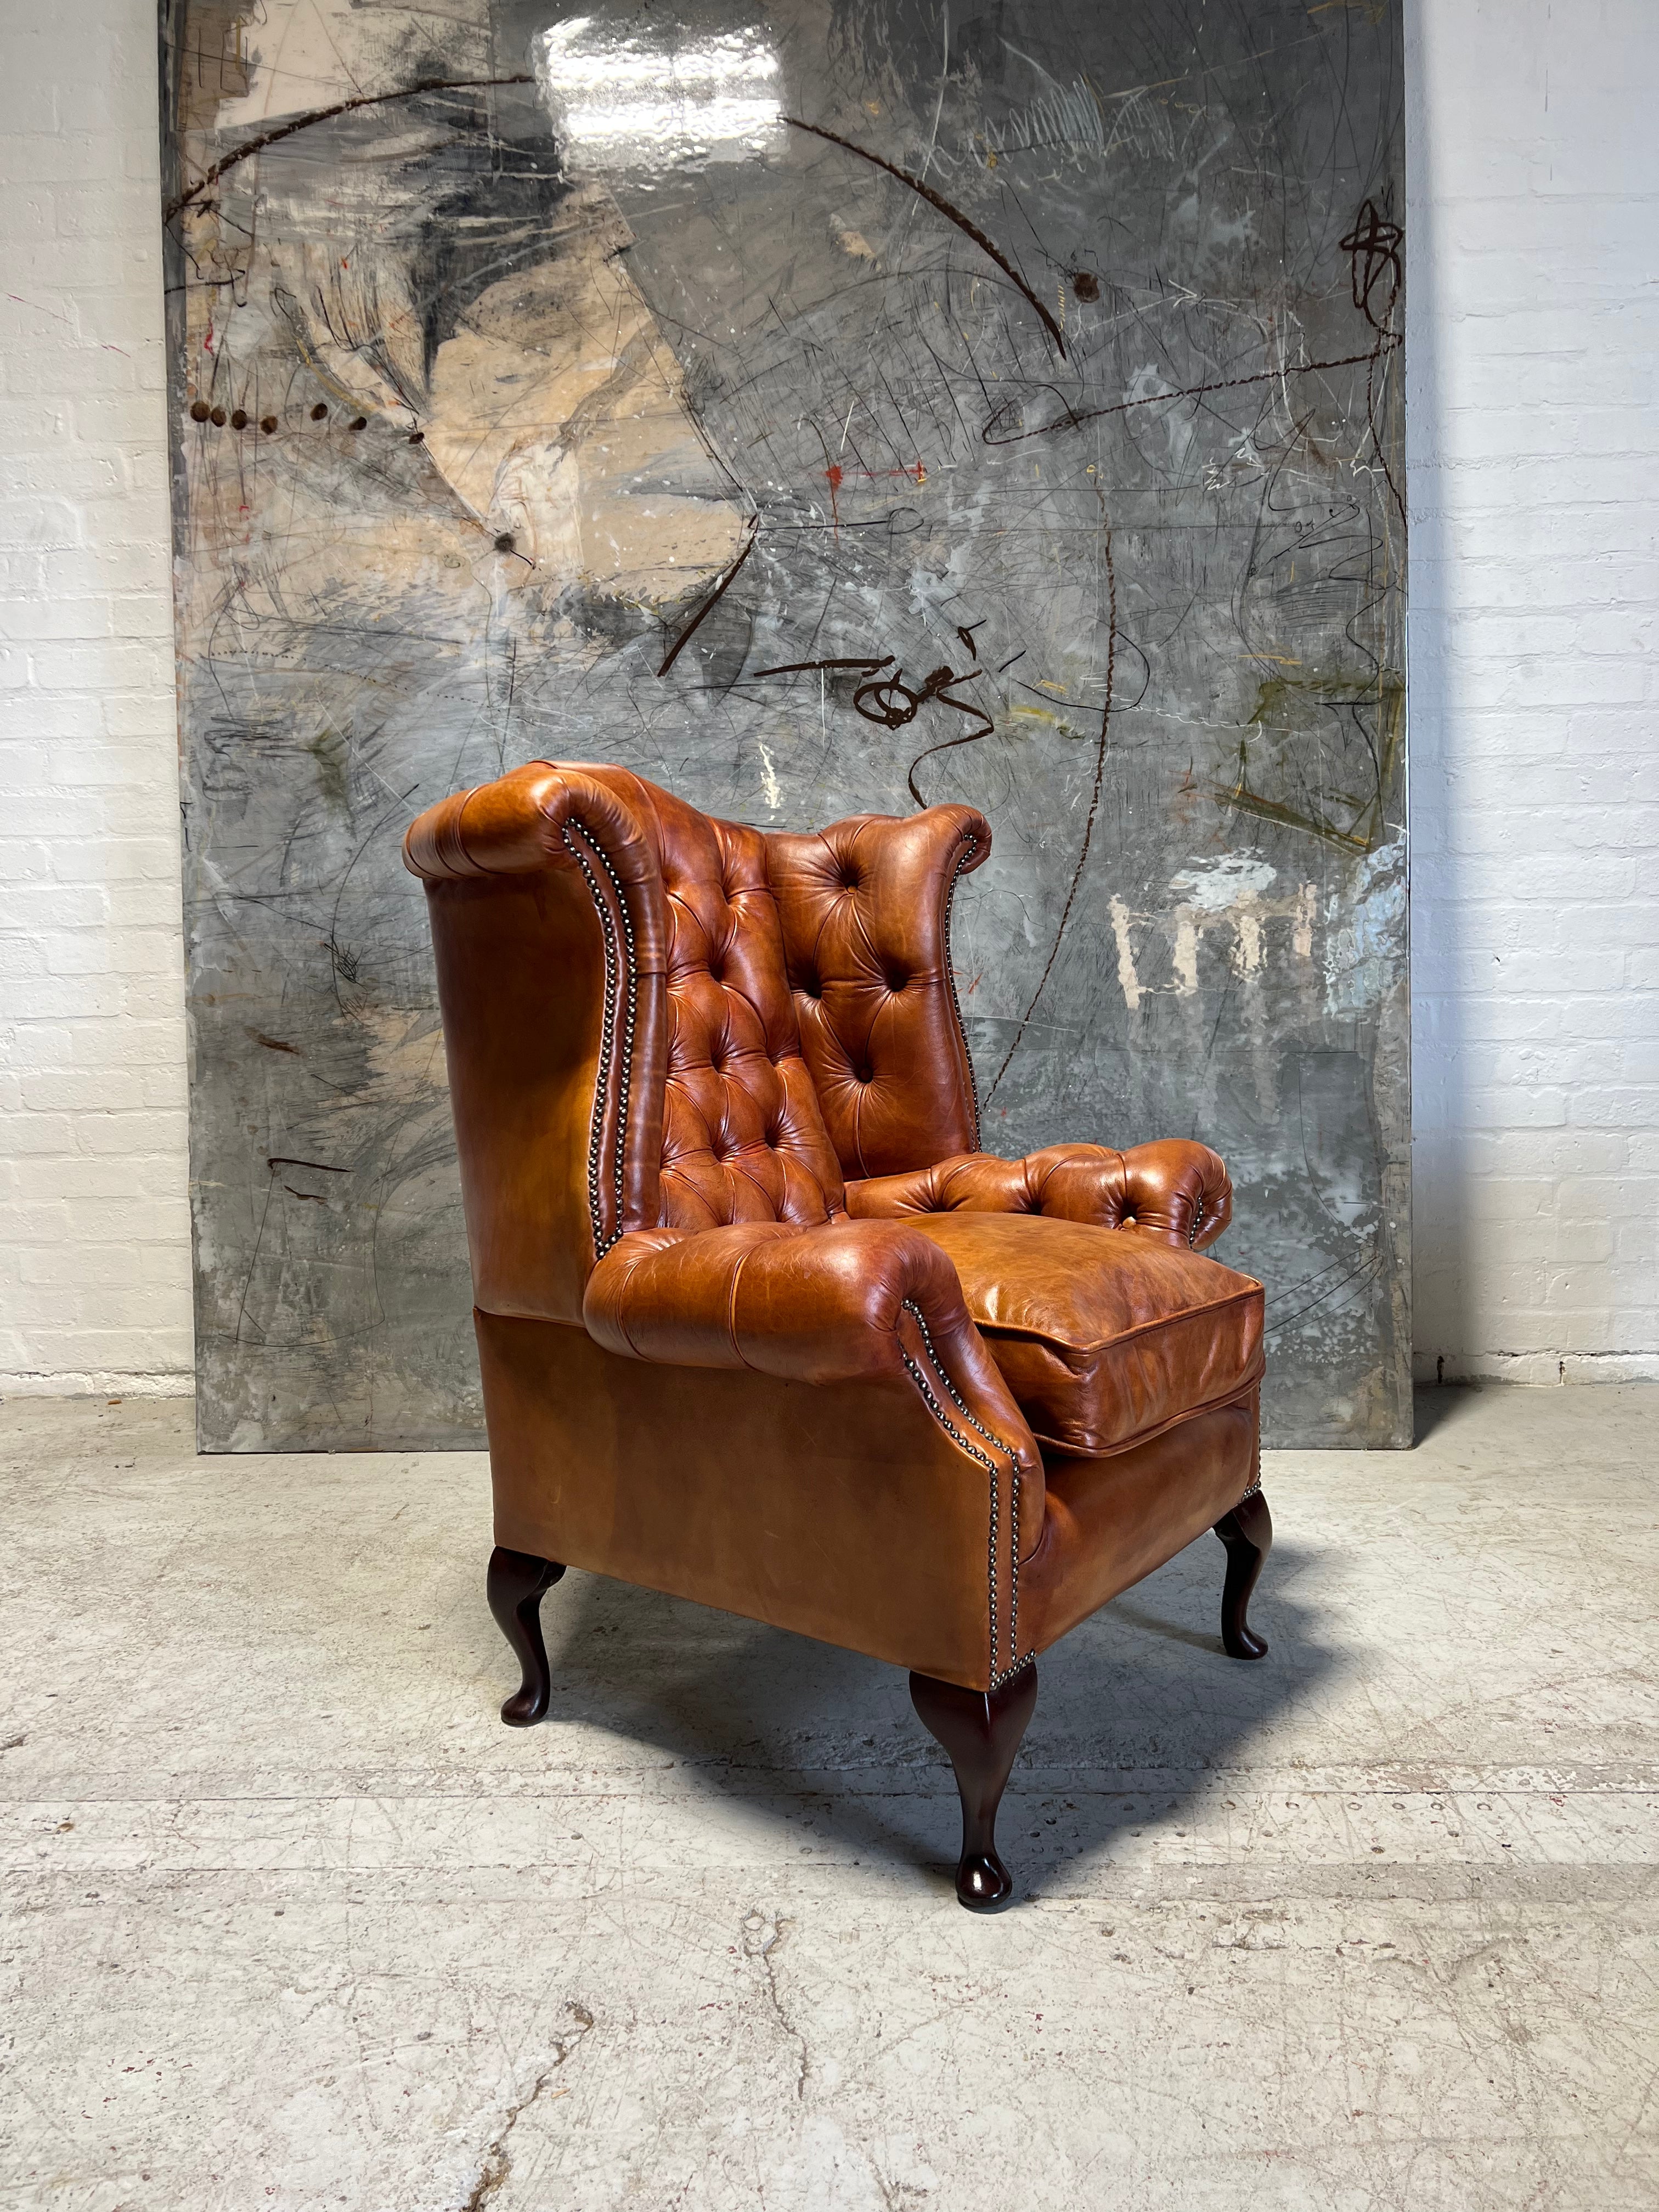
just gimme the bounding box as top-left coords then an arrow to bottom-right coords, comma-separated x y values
160,0 -> 1408,1449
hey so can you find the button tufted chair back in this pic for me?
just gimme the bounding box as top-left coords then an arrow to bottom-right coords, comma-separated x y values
609,774 -> 847,1232
403,759 -> 992,1313
577,766 -> 991,1231
769,806 -> 986,1179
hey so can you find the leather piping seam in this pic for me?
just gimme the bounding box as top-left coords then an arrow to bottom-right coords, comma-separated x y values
439,783 -> 484,876
897,1297 -> 1026,1689
723,1239 -> 762,1369
1236,1394 -> 1263,1504
1032,1358 -> 1267,1462
598,1248 -> 646,1361
943,832 -> 981,1150
971,1279 -> 1264,1357
562,820 -> 637,1262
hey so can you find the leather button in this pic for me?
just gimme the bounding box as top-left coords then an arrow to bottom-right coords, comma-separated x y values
887,972 -> 908,992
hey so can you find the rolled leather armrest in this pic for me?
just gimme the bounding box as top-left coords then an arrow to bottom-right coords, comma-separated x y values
583,1218 -> 1042,1483
845,1139 -> 1233,1251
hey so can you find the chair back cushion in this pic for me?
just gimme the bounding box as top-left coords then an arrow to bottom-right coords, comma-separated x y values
768,806 -> 988,1177
590,770 -> 845,1230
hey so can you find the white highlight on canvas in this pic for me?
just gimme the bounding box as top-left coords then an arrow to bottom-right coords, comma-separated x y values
537,15 -> 783,177
1109,851 -> 1319,1012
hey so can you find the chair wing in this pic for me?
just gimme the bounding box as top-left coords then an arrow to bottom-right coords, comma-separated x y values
403,761 -> 669,1321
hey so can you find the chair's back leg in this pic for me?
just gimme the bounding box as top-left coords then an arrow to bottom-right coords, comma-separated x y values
1214,1488 -> 1272,1660
910,1661 -> 1039,1912
487,1545 -> 566,1725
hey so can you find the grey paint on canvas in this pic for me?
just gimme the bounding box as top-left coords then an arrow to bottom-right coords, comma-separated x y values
160,0 -> 1408,1450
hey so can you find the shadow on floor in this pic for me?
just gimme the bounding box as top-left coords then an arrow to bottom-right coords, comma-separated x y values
1413,1380 -> 1497,1445
526,1513 -> 1337,1904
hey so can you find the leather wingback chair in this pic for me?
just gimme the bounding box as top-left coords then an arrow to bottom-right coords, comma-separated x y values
404,761 -> 1271,1909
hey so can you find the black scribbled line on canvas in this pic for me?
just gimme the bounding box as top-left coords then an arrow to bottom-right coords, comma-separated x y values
783,117 -> 1067,359
1340,198 -> 1407,527
657,517 -> 760,678
165,75 -> 535,222
1269,1248 -> 1387,1332
234,1155 -> 351,1347
981,342 -> 1401,447
753,656 -> 895,677
984,524 -> 1117,1108
849,664 -> 994,808
1341,199 -> 1403,333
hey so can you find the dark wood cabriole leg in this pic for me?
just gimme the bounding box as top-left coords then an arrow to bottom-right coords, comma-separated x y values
1213,1487 -> 1272,1660
487,1545 -> 565,1726
910,1661 -> 1038,1912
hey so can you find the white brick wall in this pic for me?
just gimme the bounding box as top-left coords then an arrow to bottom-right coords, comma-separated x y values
1407,0 -> 1659,1384
0,1 -> 1654,1400
0,3 -> 192,1395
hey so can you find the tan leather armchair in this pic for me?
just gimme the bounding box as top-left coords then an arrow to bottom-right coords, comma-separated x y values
404,761 -> 1271,1910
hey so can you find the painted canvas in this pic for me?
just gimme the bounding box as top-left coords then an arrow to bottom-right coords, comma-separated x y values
159,0 -> 1408,1449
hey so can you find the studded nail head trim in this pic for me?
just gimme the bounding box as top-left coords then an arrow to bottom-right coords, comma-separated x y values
563,820 -> 637,1261
898,1296 -> 1026,1687
943,833 -> 981,1150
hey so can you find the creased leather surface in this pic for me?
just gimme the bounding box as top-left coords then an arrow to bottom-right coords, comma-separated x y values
585,1217 -> 1042,1492
770,806 -> 989,1178
403,761 -> 665,973
478,1313 -> 1035,1689
477,1316 -> 1256,1689
894,1211 -> 1264,1458
847,1139 -> 1233,1251
602,776 -> 848,1232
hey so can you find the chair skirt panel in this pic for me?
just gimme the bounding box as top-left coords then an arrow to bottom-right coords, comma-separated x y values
476,1311 -> 1023,1688
476,1311 -> 1259,1692
1019,1395 -> 1261,1656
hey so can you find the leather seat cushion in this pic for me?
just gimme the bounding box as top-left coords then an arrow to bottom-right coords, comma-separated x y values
901,1212 -> 1264,1457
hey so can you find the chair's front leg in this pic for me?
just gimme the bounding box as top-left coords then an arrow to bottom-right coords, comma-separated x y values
1213,1488 -> 1272,1660
910,1661 -> 1038,1912
487,1545 -> 566,1725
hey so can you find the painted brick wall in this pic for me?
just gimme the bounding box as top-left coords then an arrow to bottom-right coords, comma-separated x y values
0,4 -> 191,1395
0,0 -> 1654,1400
1407,0 -> 1659,1383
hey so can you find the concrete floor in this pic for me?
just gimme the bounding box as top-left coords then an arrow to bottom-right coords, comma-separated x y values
1,1388 -> 1655,2210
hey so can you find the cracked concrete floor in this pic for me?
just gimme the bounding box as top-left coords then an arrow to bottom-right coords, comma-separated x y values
1,1385 -> 1656,2210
